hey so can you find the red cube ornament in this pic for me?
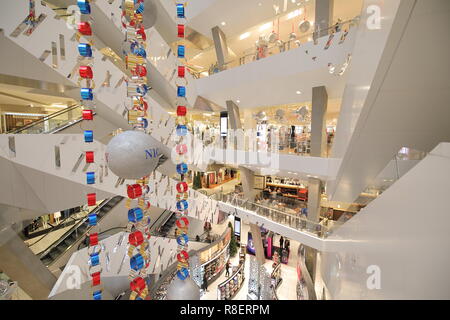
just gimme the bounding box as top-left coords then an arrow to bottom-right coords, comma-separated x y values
91,272 -> 101,286
86,151 -> 94,163
82,109 -> 94,120
87,192 -> 96,205
137,26 -> 146,41
127,184 -> 143,199
130,277 -> 146,293
89,233 -> 99,246
177,24 -> 185,38
79,66 -> 93,79
132,65 -> 147,77
129,231 -> 144,247
177,106 -> 187,116
178,66 -> 185,78
78,22 -> 92,36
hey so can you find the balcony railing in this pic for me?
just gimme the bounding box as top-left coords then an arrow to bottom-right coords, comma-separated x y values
195,17 -> 360,78
215,193 -> 330,238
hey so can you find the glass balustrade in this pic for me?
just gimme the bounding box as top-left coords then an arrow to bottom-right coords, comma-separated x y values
194,17 -> 359,78
215,193 -> 329,238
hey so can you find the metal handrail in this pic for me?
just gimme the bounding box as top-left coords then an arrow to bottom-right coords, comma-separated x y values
38,197 -> 121,260
8,104 -> 81,134
219,193 -> 328,237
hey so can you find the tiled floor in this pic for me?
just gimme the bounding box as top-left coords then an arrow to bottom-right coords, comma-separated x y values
201,221 -> 300,300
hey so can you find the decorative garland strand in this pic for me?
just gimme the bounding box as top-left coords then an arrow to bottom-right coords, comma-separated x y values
121,0 -> 152,300
174,1 -> 191,282
76,0 -> 102,301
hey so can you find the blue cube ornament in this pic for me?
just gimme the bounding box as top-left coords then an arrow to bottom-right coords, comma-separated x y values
130,253 -> 144,271
128,207 -> 144,223
92,290 -> 102,300
77,0 -> 91,14
78,43 -> 92,57
80,88 -> 93,100
177,86 -> 186,97
176,3 -> 185,18
88,213 -> 97,226
177,45 -> 185,58
84,130 -> 93,143
176,124 -> 188,136
86,171 -> 95,184
176,162 -> 188,175
90,252 -> 100,266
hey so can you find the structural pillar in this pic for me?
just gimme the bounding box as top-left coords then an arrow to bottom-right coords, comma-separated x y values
211,26 -> 229,71
307,177 -> 323,223
310,86 -> 328,157
315,0 -> 334,37
249,223 -> 266,266
0,225 -> 57,299
226,100 -> 242,130
226,100 -> 258,202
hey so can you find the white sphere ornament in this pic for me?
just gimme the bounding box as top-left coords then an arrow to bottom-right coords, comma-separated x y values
105,130 -> 160,179
299,20 -> 311,33
166,277 -> 200,300
289,32 -> 297,41
267,31 -> 278,43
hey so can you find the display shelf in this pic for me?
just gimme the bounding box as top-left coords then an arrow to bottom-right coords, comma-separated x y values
217,260 -> 245,300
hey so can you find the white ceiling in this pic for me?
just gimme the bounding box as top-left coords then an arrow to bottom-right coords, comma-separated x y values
0,83 -> 74,108
182,0 -> 363,70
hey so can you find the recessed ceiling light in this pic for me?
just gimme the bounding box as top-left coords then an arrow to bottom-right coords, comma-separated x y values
236,100 -> 240,103
221,22 -> 226,26
259,22 -> 272,32
296,91 -> 302,95
258,2 -> 262,6
239,32 -> 251,40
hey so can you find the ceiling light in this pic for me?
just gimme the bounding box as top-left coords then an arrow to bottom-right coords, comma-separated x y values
221,22 -> 226,26
239,32 -> 251,40
50,103 -> 68,108
236,100 -> 240,103
258,2 -> 262,6
259,22 -> 272,32
287,9 -> 302,20
296,91 -> 302,95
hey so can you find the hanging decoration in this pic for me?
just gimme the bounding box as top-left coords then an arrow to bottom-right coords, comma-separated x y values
174,0 -> 191,284
293,106 -> 310,122
76,0 -> 102,301
121,0 -> 153,300
274,109 -> 285,122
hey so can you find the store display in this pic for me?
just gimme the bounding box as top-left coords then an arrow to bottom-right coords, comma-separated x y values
217,260 -> 245,300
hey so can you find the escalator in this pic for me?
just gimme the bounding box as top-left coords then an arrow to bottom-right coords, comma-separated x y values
38,196 -> 123,267
8,105 -> 84,134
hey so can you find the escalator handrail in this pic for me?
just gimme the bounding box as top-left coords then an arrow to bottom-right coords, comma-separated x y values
38,197 -> 121,259
8,104 -> 80,134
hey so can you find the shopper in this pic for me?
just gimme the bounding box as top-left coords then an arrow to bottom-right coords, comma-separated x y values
285,239 -> 290,253
225,260 -> 231,277
279,236 -> 284,250
202,273 -> 208,292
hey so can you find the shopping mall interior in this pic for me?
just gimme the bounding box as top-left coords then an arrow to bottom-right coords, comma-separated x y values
0,0 -> 449,301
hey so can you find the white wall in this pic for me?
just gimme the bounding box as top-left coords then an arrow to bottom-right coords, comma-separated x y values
320,142 -> 450,299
